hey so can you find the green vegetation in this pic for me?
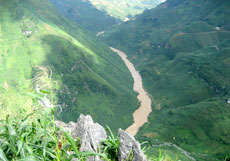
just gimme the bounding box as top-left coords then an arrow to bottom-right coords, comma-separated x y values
0,63 -> 166,160
0,104 -> 118,160
0,109 -> 83,161
0,0 -> 139,133
2,0 -> 230,160
99,126 -> 119,161
0,66 -> 105,161
103,0 -> 230,160
0,107 -> 177,161
89,0 -> 165,20
49,0 -> 119,34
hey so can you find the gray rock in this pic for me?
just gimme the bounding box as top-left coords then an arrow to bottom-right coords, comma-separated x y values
55,120 -> 77,134
56,114 -> 107,161
74,114 -> 107,161
118,129 -> 147,161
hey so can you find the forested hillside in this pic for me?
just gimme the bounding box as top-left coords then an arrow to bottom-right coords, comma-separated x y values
102,0 -> 230,160
0,0 -> 138,131
49,0 -> 119,33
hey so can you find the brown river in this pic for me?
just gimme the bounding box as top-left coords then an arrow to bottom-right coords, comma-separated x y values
110,47 -> 152,136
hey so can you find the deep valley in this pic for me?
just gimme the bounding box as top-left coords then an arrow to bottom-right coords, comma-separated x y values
0,0 -> 230,160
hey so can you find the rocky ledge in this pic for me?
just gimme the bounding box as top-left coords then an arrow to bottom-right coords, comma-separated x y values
55,114 -> 147,161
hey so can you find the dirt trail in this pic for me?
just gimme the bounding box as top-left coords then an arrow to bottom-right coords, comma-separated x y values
110,47 -> 152,136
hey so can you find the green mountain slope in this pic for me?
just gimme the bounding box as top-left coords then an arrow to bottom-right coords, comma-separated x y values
0,0 -> 138,131
48,0 -> 119,34
89,0 -> 165,20
102,0 -> 230,160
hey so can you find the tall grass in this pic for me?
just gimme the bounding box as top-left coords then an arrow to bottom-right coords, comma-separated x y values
0,109 -> 57,161
99,126 -> 119,161
0,107 -> 110,160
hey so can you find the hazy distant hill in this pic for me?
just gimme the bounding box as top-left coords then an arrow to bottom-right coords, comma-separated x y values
103,0 -> 230,160
0,0 -> 138,131
89,0 -> 165,20
49,0 -> 119,33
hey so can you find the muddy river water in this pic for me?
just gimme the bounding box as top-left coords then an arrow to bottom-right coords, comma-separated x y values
110,47 -> 152,136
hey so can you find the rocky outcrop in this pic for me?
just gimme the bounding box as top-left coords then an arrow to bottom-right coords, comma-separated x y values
73,115 -> 107,161
56,114 -> 107,161
56,115 -> 147,161
118,129 -> 147,161
55,120 -> 77,134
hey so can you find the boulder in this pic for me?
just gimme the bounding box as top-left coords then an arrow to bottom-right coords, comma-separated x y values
118,129 -> 147,161
73,114 -> 107,161
55,120 -> 77,134
56,114 -> 107,161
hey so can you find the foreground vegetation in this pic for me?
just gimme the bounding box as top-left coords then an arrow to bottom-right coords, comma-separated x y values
0,106 -> 184,161
103,0 -> 230,160
0,106 -> 116,161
